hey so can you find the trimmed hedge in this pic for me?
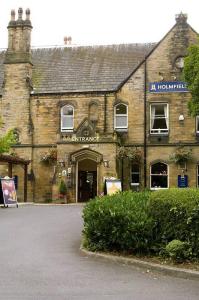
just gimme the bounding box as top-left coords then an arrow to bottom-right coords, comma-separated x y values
82,189 -> 199,259
148,188 -> 199,258
83,191 -> 153,253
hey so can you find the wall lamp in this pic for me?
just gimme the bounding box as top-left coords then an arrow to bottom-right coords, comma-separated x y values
58,159 -> 65,167
179,114 -> 184,121
103,160 -> 110,168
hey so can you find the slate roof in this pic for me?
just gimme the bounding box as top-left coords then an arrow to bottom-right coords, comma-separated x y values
0,43 -> 155,95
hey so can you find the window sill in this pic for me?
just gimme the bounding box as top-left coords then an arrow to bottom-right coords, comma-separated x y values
150,132 -> 169,136
115,129 -> 128,132
150,187 -> 168,190
61,130 -> 74,133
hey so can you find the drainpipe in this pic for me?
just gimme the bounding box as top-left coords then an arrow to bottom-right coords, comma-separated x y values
144,58 -> 147,188
104,93 -> 107,133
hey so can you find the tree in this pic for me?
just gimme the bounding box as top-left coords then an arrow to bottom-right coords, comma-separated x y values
0,118 -> 16,154
183,38 -> 199,116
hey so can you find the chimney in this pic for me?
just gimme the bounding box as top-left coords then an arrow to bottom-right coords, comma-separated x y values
5,8 -> 32,63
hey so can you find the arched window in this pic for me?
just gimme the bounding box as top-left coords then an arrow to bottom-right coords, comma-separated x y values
114,103 -> 128,131
150,162 -> 168,189
61,105 -> 74,132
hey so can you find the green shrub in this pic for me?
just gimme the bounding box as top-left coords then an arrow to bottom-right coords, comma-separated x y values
148,188 -> 199,257
165,240 -> 191,262
83,191 -> 153,253
59,180 -> 67,195
82,188 -> 199,260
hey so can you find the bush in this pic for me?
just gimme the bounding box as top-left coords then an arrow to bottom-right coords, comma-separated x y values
59,180 -> 67,195
148,188 -> 199,257
165,240 -> 191,262
82,188 -> 199,260
83,191 -> 153,253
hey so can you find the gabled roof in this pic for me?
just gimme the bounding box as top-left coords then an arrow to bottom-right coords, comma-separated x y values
0,43 -> 155,95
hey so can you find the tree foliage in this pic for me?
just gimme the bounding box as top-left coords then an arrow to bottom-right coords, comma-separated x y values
183,38 -> 199,116
0,118 -> 16,154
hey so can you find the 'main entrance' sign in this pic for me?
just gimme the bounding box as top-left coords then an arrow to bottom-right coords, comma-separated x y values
149,81 -> 189,93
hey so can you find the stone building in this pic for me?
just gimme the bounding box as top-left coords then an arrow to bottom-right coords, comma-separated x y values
0,8 -> 198,202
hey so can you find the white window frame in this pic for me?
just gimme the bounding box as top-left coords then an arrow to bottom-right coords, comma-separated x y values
196,116 -> 199,134
150,162 -> 169,190
114,103 -> 128,131
61,105 -> 74,132
131,163 -> 140,187
150,103 -> 169,135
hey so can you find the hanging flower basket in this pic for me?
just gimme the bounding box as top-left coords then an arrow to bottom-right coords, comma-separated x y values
169,147 -> 192,164
40,148 -> 57,166
117,147 -> 142,163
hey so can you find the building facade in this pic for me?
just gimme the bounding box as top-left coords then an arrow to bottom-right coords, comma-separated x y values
0,9 -> 198,202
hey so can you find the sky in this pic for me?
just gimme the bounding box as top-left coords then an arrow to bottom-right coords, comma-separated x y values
0,0 -> 198,49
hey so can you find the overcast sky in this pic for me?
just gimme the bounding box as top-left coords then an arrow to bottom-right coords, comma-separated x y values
0,0 -> 198,49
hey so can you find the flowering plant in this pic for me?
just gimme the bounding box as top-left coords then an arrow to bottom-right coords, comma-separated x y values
170,147 -> 192,164
117,147 -> 142,163
40,148 -> 57,165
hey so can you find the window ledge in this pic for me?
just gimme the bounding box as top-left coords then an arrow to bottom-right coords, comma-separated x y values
115,129 -> 128,132
61,130 -> 74,133
150,187 -> 169,191
150,132 -> 169,136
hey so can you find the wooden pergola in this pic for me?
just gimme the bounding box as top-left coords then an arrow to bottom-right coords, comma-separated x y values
0,154 -> 30,202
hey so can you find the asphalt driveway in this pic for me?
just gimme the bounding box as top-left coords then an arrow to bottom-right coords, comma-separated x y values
0,204 -> 199,300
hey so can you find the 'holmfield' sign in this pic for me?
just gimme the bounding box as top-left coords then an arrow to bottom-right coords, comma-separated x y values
149,81 -> 189,93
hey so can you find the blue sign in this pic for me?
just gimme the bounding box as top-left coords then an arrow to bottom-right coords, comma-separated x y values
149,81 -> 189,93
178,175 -> 188,188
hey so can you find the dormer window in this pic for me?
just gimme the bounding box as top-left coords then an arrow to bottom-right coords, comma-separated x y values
114,103 -> 128,131
61,105 -> 74,132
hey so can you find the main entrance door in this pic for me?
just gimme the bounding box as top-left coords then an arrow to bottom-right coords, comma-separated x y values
78,159 -> 97,202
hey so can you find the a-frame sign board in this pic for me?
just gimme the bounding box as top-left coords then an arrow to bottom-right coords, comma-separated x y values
0,177 -> 18,208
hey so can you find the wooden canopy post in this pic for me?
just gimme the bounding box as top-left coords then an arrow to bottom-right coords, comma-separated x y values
8,162 -> 13,178
0,154 -> 30,203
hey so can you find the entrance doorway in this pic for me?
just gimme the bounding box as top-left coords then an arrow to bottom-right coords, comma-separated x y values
78,159 -> 97,202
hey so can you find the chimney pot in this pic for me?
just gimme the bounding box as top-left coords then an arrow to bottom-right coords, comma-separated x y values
11,9 -> 15,21
18,7 -> 23,20
26,8 -> 30,20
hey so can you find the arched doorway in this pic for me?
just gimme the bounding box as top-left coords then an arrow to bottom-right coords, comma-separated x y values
78,159 -> 97,202
70,149 -> 103,202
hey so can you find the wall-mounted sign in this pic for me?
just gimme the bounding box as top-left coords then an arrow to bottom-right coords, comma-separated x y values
149,81 -> 189,93
178,175 -> 188,188
64,136 -> 100,142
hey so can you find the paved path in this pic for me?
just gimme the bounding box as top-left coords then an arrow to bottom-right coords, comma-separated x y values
0,204 -> 199,300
